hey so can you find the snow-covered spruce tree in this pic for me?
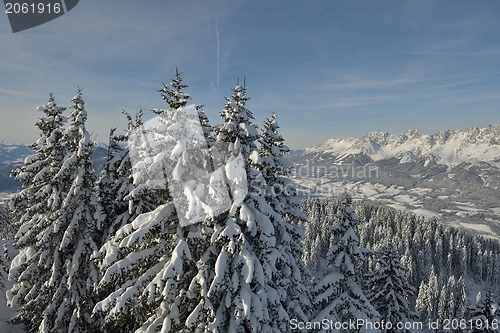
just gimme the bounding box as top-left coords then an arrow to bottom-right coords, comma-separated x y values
2,237 -> 9,265
0,240 -> 7,289
365,248 -> 417,332
94,109 -> 159,247
94,127 -> 128,245
415,267 -> 439,324
157,68 -> 191,110
36,88 -> 100,333
466,291 -> 499,333
92,110 -> 165,332
94,71 -> 218,333
6,94 -> 69,333
437,276 -> 454,324
312,195 -> 380,333
455,276 -> 470,320
8,94 -> 67,235
0,202 -> 14,240
257,113 -> 311,324
206,83 -> 290,333
0,204 -> 13,286
123,109 -> 167,220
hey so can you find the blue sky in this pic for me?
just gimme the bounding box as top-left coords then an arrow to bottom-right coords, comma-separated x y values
1,0 -> 499,149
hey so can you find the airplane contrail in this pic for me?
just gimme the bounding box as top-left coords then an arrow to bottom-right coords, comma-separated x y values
215,18 -> 220,98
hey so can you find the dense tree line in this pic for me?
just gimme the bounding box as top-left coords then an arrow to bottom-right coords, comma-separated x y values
300,197 -> 500,332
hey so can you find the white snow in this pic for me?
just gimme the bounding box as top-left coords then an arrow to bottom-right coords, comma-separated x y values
411,208 -> 439,219
388,203 -> 408,212
394,194 -> 419,205
408,187 -> 432,195
460,223 -> 496,236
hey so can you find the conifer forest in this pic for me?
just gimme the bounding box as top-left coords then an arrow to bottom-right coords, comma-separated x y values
1,70 -> 500,333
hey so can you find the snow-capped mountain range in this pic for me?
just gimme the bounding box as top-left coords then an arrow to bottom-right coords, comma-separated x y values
0,142 -> 36,165
290,124 -> 500,238
302,124 -> 500,169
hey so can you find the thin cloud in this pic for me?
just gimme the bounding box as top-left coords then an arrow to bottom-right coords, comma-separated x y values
309,75 -> 424,91
429,80 -> 480,90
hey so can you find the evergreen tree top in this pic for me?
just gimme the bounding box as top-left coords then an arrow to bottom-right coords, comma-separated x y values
216,82 -> 259,169
156,68 -> 191,110
34,93 -> 67,139
29,94 -> 66,155
258,113 -> 293,177
219,83 -> 253,123
259,113 -> 288,154
69,87 -> 87,125
332,195 -> 361,231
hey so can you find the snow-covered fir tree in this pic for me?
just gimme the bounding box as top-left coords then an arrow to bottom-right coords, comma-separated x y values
0,240 -> 7,289
0,204 -> 13,287
0,203 -> 14,240
94,127 -> 129,245
94,71 -> 219,333
156,67 -> 191,112
258,113 -> 311,324
455,276 -> 471,320
6,94 -> 69,333
92,109 -> 167,332
365,248 -> 417,332
438,276 -> 456,323
93,109 -> 159,247
38,88 -> 99,333
312,195 -> 380,333
415,267 -> 439,324
8,94 -> 67,235
8,90 -> 99,332
467,291 -> 499,333
196,104 -> 216,148
206,83 -> 292,332
2,238 -> 9,266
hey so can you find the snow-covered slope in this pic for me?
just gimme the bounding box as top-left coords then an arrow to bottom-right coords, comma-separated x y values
303,125 -> 500,168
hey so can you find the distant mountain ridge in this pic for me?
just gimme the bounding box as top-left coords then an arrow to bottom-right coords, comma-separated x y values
303,124 -> 500,168
0,142 -> 108,192
0,142 -> 36,165
290,124 -> 500,238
